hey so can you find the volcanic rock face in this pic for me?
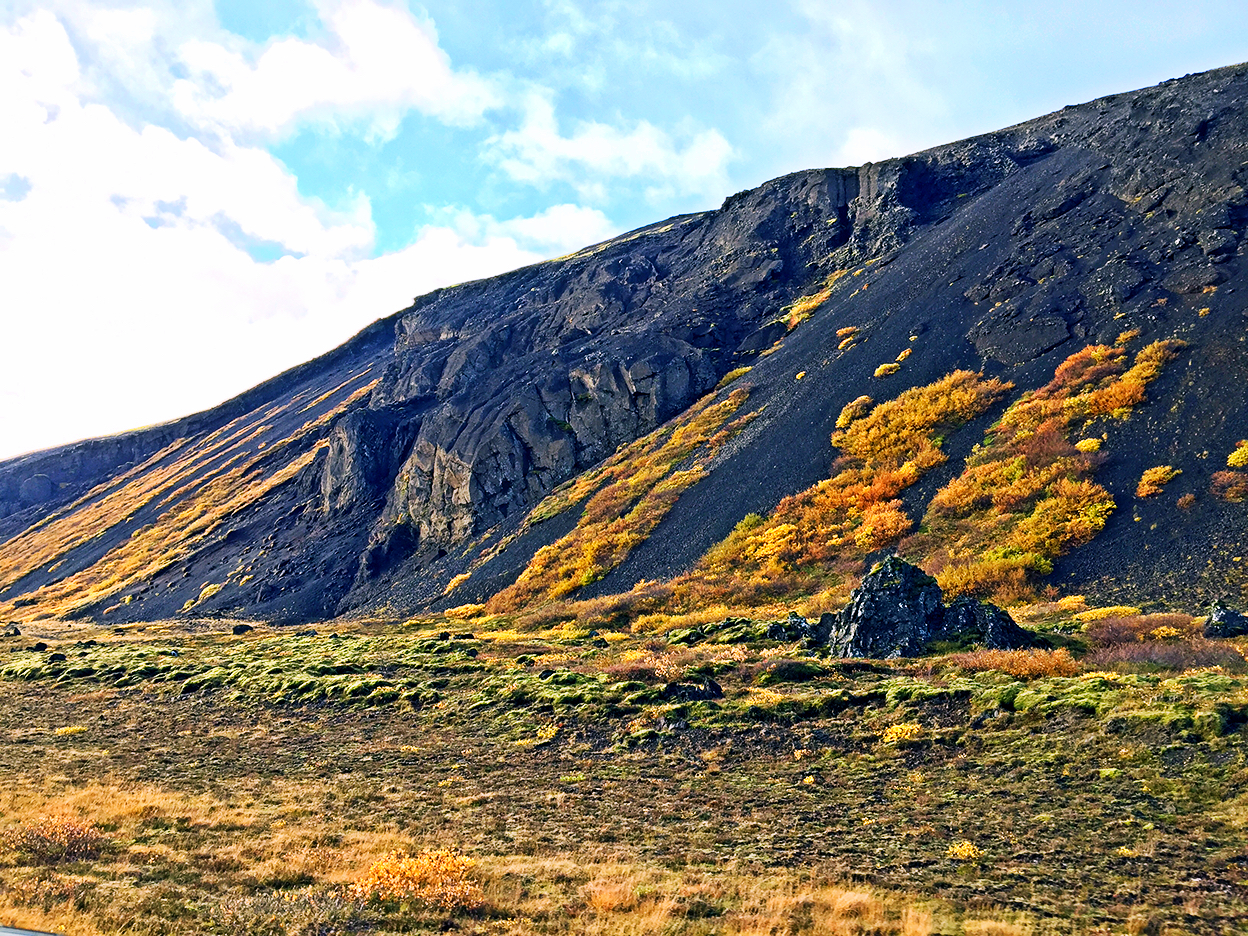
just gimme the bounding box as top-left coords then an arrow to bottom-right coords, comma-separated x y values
3,63 -> 1248,623
827,558 -> 1035,658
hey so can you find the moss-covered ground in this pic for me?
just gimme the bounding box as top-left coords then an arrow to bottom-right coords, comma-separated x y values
1,614 -> 1247,934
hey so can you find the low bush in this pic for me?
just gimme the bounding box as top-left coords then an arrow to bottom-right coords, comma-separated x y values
1212,470 -> 1248,502
1136,465 -> 1181,498
3,816 -> 108,863
1085,639 -> 1248,674
1083,613 -> 1200,647
350,849 -> 483,910
942,648 -> 1079,679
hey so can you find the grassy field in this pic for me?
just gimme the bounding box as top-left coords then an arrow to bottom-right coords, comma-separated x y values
1,609 -> 1247,935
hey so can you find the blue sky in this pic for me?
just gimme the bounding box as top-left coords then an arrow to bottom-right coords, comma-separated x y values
1,0 -> 1246,460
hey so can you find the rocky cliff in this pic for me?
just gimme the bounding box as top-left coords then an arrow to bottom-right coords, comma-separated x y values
3,63 -> 1248,624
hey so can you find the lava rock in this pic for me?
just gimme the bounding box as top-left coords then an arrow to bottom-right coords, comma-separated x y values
231,624 -> 255,635
1204,600 -> 1248,638
767,611 -> 814,641
940,596 -> 1036,650
827,557 -> 946,658
660,679 -> 724,702
2,623 -> 19,637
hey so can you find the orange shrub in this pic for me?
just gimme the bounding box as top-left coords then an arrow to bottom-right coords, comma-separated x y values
942,648 -> 1079,679
667,371 -> 1011,612
904,341 -> 1184,602
1212,470 -> 1248,502
351,849 -> 483,910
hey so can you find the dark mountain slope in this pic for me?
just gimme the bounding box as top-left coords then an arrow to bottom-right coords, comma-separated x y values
3,63 -> 1248,624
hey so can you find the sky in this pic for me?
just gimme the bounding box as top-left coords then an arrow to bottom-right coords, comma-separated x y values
1,1 -> 1246,460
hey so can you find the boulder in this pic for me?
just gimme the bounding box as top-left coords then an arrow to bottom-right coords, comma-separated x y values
941,596 -> 1037,650
827,557 -> 945,658
1203,600 -> 1248,638
825,557 -> 1034,657
2,623 -> 19,637
231,624 -> 255,636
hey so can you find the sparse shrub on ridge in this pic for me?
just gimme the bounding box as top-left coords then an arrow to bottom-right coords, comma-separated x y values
1137,465 -> 1181,498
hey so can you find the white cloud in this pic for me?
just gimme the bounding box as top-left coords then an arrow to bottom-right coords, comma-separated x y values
834,126 -> 908,166
171,0 -> 501,141
485,93 -> 733,203
0,12 -> 618,460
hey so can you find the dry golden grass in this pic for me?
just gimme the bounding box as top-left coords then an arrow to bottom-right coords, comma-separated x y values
783,268 -> 850,329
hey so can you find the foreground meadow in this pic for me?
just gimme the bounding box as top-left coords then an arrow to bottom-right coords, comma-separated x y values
1,604 -> 1246,934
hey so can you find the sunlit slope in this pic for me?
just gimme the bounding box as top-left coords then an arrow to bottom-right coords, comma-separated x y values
3,63 -> 1248,623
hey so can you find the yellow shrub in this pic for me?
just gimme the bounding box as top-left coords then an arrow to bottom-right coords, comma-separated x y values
946,840 -> 983,860
351,849 -> 482,910
1228,440 -> 1248,469
835,395 -> 874,429
1075,438 -> 1101,453
874,362 -> 901,378
1136,465 -> 1181,498
905,341 -> 1183,602
1075,606 -> 1142,624
881,722 -> 922,743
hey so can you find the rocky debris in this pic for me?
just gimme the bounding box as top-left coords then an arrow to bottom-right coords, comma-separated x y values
232,624 -> 255,636
2,623 -> 19,637
827,558 -> 1035,658
827,558 -> 946,658
1203,600 -> 1248,638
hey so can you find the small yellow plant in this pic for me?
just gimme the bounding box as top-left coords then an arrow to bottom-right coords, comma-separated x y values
881,722 -> 922,743
836,325 -> 860,338
1136,465 -> 1181,498
443,572 -> 472,595
1228,440 -> 1248,469
835,395 -> 874,429
1075,438 -> 1102,453
874,362 -> 901,378
1115,328 -> 1141,345
1115,846 -> 1138,858
53,726 -> 88,736
896,348 -> 912,362
715,366 -> 753,390
351,849 -> 483,910
1075,605 -> 1141,624
795,371 -> 806,381
1148,626 -> 1183,640
946,840 -> 983,860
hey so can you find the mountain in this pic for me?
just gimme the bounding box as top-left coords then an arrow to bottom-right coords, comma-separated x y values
3,63 -> 1248,627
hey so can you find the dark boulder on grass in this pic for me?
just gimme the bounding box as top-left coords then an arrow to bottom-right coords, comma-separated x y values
826,557 -> 1034,657
941,596 -> 1037,650
1204,600 -> 1248,638
3,623 -> 19,637
827,557 -> 945,658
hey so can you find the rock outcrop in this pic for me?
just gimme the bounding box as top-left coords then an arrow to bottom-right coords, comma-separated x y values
1203,600 -> 1248,638
827,558 -> 1035,658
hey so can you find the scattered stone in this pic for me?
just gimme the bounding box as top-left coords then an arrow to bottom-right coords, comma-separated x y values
47,652 -> 66,663
231,624 -> 254,635
3,623 -> 19,637
827,557 -> 945,658
29,642 -> 48,652
1204,600 -> 1248,638
293,629 -> 318,637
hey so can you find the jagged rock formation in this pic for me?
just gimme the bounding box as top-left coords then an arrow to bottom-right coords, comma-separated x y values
3,63 -> 1248,623
827,558 -> 1035,658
